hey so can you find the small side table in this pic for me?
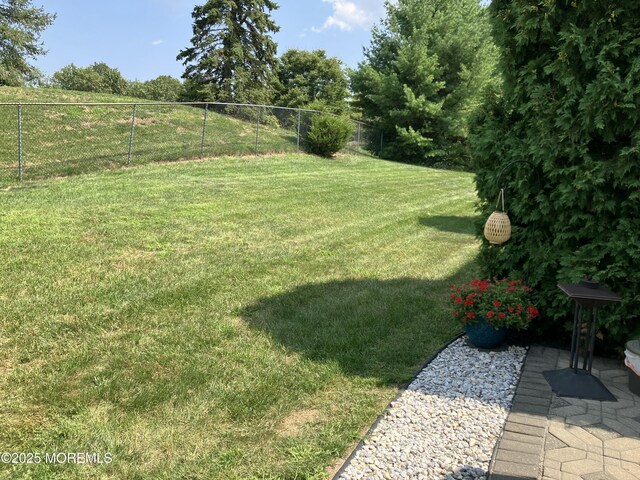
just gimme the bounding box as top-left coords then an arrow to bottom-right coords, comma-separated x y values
542,281 -> 621,401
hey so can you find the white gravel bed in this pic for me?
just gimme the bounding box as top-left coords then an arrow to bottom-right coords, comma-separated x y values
337,337 -> 527,480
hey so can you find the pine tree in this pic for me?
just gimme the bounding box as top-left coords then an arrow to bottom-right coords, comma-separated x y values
177,0 -> 279,104
350,0 -> 498,167
0,0 -> 55,86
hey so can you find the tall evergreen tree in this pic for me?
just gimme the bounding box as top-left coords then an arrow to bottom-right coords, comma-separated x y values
350,0 -> 498,167
177,0 -> 279,104
0,0 -> 55,86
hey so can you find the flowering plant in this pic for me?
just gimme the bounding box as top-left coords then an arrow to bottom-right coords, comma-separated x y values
449,279 -> 539,330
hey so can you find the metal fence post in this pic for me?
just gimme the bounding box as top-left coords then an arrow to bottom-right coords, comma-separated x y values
17,104 -> 23,181
255,106 -> 261,155
297,109 -> 301,151
201,103 -> 208,158
380,129 -> 384,153
350,120 -> 355,155
127,104 -> 137,166
357,123 -> 361,151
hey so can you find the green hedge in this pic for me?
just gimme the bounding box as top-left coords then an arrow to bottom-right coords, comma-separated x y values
470,1 -> 640,353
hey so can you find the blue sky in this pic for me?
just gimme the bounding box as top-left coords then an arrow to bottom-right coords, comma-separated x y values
33,0 -> 388,82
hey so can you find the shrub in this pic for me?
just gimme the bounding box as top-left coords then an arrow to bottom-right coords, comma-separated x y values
306,114 -> 353,158
470,1 -> 640,353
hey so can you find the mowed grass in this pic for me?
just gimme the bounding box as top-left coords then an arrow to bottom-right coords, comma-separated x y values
0,153 -> 479,479
0,87 -> 299,182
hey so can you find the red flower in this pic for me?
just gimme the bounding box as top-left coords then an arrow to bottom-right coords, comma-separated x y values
450,279 -> 536,330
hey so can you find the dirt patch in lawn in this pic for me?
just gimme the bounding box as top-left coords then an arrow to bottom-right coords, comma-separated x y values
278,408 -> 321,437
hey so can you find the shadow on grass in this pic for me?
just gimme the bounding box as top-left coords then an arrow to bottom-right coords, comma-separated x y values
241,276 -> 473,387
418,215 -> 479,235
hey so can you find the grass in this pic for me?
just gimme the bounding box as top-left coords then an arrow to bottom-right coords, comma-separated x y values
0,153 -> 479,479
0,87 -> 305,182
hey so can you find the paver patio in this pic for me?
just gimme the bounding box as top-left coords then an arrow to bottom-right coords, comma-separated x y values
489,345 -> 640,480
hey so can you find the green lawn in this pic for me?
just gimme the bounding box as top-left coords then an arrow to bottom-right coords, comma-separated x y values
0,153 -> 479,479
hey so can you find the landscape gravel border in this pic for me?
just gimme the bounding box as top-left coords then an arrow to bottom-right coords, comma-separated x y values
332,333 -> 465,480
333,335 -> 528,480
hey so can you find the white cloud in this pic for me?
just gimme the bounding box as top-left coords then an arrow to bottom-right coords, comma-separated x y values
317,0 -> 385,32
151,39 -> 164,46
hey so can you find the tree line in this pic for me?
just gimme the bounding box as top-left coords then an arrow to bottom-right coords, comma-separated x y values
22,49 -> 350,108
175,0 -> 498,168
1,0 -> 498,167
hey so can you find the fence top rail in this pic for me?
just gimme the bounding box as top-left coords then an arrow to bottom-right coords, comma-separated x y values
0,101 -> 374,126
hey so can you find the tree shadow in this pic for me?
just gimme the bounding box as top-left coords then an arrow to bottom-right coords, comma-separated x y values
241,275 -> 474,386
418,215 -> 480,235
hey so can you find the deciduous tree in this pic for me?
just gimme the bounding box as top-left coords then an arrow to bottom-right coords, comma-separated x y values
128,75 -> 183,102
0,0 -> 55,86
275,49 -> 349,114
52,62 -> 127,95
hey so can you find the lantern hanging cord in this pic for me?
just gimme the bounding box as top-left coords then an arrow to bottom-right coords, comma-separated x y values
490,159 -> 544,286
495,159 -> 542,191
496,188 -> 506,211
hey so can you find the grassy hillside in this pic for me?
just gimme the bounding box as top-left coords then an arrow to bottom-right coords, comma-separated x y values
0,153 -> 479,479
0,87 -> 300,182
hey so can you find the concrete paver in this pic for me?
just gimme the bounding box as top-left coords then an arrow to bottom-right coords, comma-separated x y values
489,346 -> 640,480
545,447 -> 586,462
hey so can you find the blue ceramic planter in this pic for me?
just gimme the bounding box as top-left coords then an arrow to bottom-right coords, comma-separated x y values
464,317 -> 508,349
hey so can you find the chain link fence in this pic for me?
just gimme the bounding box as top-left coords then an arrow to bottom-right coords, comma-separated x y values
0,102 -> 382,183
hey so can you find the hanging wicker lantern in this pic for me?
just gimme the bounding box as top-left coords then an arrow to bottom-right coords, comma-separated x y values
484,188 -> 511,244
